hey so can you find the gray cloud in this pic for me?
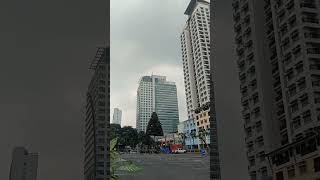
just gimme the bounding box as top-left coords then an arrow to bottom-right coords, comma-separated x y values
110,0 -> 190,127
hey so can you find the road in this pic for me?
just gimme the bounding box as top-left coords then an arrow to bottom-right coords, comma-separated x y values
118,153 -> 210,180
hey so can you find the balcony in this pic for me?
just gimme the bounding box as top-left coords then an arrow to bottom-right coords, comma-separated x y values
302,17 -> 319,24
313,81 -> 320,88
233,13 -> 241,23
300,2 -> 316,9
232,1 -> 240,11
305,30 -> 320,39
310,64 -> 320,70
307,48 -> 320,55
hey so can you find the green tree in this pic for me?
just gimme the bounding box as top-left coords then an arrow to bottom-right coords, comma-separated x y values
178,132 -> 187,149
190,130 -> 197,149
146,112 -> 163,137
110,123 -> 121,140
198,128 -> 210,150
146,112 -> 163,151
118,126 -> 139,149
137,130 -> 154,150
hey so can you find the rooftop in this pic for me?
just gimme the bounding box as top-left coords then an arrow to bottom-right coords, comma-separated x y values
184,0 -> 210,15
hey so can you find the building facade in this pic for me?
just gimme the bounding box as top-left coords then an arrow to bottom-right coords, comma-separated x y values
178,119 -> 199,149
232,0 -> 320,179
181,0 -> 211,120
84,47 -> 109,180
9,147 -> 38,180
136,75 -> 179,134
180,0 -> 212,147
112,108 -> 122,125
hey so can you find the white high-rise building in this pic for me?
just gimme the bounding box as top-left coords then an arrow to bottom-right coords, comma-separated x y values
181,0 -> 211,120
136,75 -> 179,134
9,147 -> 38,180
232,0 -> 320,179
112,108 -> 122,125
180,1 -> 221,179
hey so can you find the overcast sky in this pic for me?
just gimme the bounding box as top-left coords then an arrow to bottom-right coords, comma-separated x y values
110,0 -> 190,127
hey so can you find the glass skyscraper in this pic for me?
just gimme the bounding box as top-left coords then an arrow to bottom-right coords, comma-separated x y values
136,75 -> 179,134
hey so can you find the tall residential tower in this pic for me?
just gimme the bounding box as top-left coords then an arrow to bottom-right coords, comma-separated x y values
232,0 -> 320,179
136,75 -> 179,134
9,147 -> 38,180
84,47 -> 110,180
181,0 -> 221,179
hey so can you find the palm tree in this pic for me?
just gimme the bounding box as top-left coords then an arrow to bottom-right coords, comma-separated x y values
178,132 -> 187,149
190,130 -> 197,149
198,128 -> 210,150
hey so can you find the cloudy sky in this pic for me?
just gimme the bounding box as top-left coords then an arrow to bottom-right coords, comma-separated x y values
110,0 -> 190,127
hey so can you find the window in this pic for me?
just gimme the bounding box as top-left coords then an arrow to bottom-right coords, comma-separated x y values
253,107 -> 261,118
256,121 -> 262,133
292,116 -> 301,129
298,161 -> 307,174
259,151 -> 265,162
256,136 -> 264,147
297,77 -> 306,90
261,167 -> 268,177
288,84 -> 297,97
287,166 -> 295,178
250,171 -> 257,180
300,93 -> 308,107
302,110 -> 312,123
286,68 -> 294,81
252,93 -> 259,104
276,171 -> 284,180
314,157 -> 320,172
290,100 -> 299,113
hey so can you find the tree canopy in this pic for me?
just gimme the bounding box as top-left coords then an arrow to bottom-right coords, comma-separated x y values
146,112 -> 163,137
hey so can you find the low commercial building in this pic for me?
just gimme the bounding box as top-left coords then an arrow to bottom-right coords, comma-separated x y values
178,119 -> 199,149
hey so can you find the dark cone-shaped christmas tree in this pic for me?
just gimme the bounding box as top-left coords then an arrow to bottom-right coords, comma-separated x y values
146,112 -> 164,137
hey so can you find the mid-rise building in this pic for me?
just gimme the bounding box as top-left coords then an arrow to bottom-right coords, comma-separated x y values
178,119 -> 199,149
84,47 -> 109,180
136,75 -> 179,134
9,147 -> 38,180
232,0 -> 320,179
112,108 -> 122,125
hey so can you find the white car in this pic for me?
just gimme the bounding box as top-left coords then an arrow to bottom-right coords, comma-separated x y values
173,148 -> 187,154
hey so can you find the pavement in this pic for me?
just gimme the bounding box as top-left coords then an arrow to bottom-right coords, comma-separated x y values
117,153 -> 210,180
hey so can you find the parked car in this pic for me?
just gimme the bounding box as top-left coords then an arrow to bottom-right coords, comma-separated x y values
130,150 -> 138,154
172,148 -> 187,154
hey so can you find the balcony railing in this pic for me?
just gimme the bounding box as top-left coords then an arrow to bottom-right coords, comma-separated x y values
300,3 -> 316,8
302,17 -> 319,24
305,32 -> 320,39
307,48 -> 320,55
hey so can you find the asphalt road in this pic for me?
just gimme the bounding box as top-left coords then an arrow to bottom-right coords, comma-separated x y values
118,153 -> 210,180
